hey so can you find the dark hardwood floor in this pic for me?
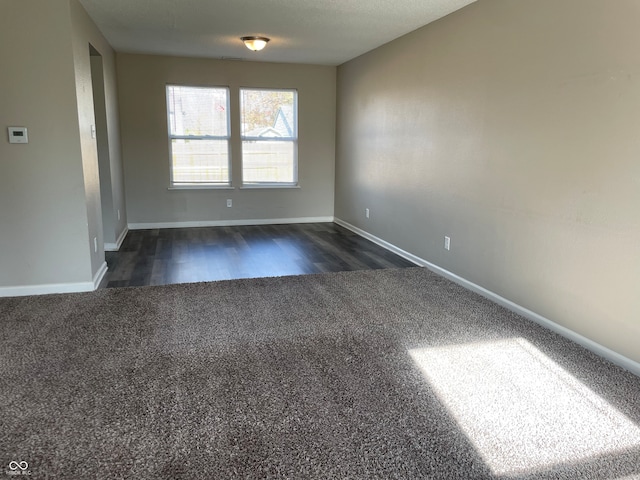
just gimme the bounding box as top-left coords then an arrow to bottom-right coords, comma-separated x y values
101,223 -> 416,288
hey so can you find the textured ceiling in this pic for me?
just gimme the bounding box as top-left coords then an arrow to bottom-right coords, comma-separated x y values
78,0 -> 476,65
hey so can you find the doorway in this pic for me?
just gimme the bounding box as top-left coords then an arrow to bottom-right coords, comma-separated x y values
89,44 -> 116,249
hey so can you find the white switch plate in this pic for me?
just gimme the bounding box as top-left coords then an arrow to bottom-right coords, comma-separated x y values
444,236 -> 451,251
8,127 -> 28,144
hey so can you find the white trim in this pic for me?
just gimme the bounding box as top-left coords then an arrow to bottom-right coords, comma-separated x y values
128,216 -> 334,230
334,218 -> 424,266
93,261 -> 108,289
168,185 -> 235,190
104,227 -> 129,251
0,262 -> 108,298
0,280 -> 94,298
334,217 -> 640,377
239,185 -> 300,190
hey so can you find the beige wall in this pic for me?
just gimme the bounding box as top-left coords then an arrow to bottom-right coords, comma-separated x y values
0,0 -> 92,288
117,54 -> 336,225
69,0 -> 127,274
69,0 -> 104,278
88,48 -> 128,247
0,0 -> 125,292
90,55 -> 115,244
336,0 -> 640,363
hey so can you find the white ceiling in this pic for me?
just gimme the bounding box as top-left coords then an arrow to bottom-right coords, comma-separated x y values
78,0 -> 476,66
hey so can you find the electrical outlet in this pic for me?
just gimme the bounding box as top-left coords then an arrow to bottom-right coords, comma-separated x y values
226,199 -> 232,208
365,208 -> 370,219
94,237 -> 98,253
444,236 -> 451,251
117,209 -> 121,221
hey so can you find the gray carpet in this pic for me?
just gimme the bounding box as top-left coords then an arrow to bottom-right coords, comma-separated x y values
1,267 -> 639,479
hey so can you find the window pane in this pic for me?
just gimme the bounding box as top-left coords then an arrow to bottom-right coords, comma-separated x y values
172,139 -> 229,184
242,141 -> 295,183
241,89 -> 295,138
167,86 -> 228,137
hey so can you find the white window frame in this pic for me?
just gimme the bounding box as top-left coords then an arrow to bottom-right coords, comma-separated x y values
240,87 -> 298,187
166,84 -> 232,189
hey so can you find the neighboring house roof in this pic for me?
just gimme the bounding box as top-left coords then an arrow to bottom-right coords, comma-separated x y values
244,126 -> 282,137
273,105 -> 295,137
244,105 -> 296,138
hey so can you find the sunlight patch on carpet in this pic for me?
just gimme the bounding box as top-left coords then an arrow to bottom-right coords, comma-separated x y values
409,338 -> 640,476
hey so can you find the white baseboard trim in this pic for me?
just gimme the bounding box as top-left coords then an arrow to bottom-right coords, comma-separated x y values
0,282 -> 94,297
334,217 -> 640,377
93,261 -> 108,289
104,227 -> 129,251
0,262 -> 108,298
334,218 -> 424,266
128,216 -> 335,230
0,280 -> 93,298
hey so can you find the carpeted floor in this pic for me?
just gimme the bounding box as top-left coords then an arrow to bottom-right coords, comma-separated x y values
1,267 -> 639,479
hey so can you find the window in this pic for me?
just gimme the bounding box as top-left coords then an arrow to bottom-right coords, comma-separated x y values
166,85 -> 230,187
240,88 -> 298,185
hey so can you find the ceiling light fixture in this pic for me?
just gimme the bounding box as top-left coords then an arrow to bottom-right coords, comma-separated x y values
241,36 -> 270,52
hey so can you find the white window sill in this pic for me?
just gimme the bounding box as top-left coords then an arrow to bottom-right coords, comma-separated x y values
168,185 -> 235,191
240,184 -> 300,190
